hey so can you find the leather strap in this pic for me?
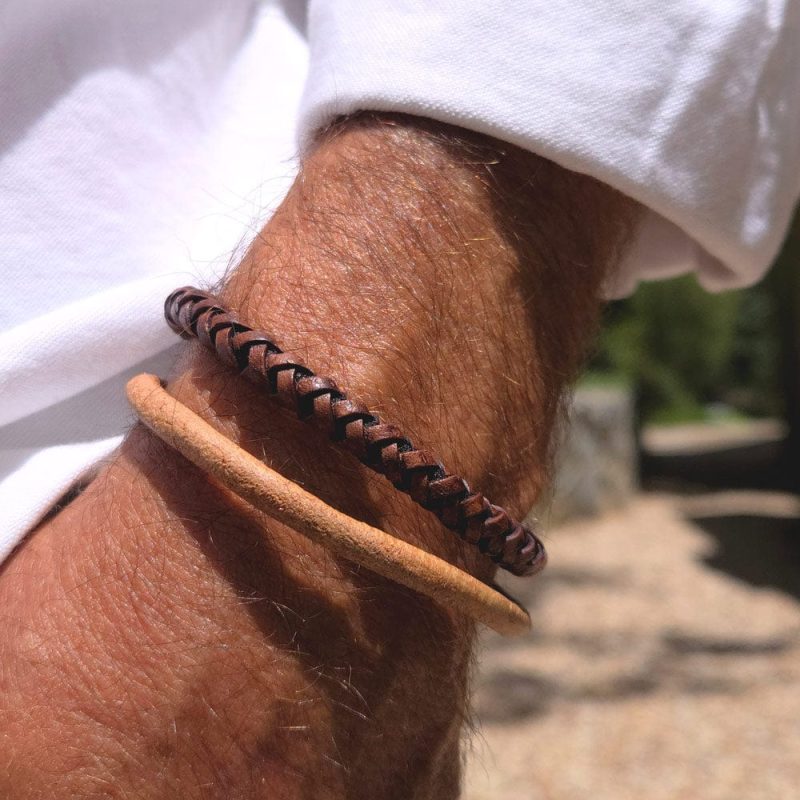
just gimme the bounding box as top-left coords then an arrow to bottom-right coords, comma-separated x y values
127,374 -> 531,636
164,286 -> 546,577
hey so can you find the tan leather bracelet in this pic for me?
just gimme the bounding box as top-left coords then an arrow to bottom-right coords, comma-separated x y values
126,374 -> 531,637
164,286 -> 547,577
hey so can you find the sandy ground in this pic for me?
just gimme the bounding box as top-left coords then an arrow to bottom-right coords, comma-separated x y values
464,493 -> 800,800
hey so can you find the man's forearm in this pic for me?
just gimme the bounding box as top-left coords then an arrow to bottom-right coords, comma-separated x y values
0,115 -> 639,798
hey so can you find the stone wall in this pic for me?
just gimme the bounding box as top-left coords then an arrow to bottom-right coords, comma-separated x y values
536,385 -> 638,524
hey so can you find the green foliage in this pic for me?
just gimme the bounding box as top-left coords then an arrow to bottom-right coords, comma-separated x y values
590,274 -> 781,424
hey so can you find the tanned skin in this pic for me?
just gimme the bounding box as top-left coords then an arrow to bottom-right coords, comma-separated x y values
0,115 -> 639,798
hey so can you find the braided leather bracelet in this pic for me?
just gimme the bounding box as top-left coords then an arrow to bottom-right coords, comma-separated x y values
165,287 -> 546,577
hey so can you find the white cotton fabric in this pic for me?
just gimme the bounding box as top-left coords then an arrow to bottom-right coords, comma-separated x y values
1,0 -> 798,562
0,0 -> 307,562
301,0 -> 800,296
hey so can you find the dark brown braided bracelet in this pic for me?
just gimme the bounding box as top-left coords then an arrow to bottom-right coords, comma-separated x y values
164,287 -> 547,577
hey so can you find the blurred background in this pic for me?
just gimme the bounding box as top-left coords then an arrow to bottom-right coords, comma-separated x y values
465,212 -> 800,799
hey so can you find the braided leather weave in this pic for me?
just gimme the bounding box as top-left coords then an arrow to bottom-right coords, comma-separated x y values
164,287 -> 546,577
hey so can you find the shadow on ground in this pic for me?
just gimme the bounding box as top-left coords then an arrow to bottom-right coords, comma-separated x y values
644,429 -> 800,599
473,631 -> 778,724
690,513 -> 800,599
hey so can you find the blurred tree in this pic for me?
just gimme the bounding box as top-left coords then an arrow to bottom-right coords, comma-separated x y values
592,271 -> 782,424
726,282 -> 782,417
767,205 -> 800,490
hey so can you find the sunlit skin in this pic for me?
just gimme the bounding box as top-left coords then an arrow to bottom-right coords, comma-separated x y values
0,115 -> 639,798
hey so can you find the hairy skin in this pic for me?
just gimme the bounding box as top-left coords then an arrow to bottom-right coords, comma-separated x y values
0,115 -> 639,798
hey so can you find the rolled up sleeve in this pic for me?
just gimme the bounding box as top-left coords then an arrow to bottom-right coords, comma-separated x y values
296,0 -> 800,294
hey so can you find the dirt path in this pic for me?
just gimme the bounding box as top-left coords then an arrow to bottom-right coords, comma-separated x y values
464,493 -> 800,799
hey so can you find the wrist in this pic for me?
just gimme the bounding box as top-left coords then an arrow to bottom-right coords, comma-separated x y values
164,117 -> 522,578
164,111 -> 639,582
0,112 -> 640,798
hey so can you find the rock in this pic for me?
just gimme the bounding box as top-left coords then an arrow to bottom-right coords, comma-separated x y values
541,385 -> 637,524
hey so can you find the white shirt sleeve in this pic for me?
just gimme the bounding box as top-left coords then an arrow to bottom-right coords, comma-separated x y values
296,0 -> 800,295
0,1 -> 307,561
